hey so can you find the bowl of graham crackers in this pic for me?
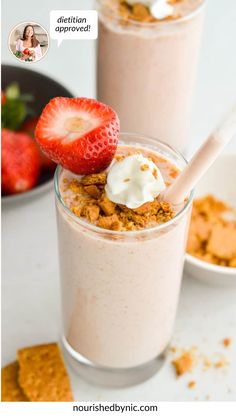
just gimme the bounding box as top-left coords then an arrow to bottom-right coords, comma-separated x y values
185,154 -> 236,286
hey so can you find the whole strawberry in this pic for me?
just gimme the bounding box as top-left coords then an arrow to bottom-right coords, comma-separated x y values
1,90 -> 6,105
1,129 -> 41,195
35,97 -> 120,175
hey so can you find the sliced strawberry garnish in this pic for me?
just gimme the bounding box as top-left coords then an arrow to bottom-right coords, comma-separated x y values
35,97 -> 120,175
1,129 -> 41,195
22,117 -> 56,172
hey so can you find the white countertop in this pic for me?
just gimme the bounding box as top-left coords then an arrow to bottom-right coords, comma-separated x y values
2,0 -> 236,402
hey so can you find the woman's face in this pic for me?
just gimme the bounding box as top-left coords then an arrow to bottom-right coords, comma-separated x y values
25,26 -> 33,38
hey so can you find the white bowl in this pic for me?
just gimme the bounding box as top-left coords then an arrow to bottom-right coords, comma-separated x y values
184,153 -> 236,286
2,178 -> 54,206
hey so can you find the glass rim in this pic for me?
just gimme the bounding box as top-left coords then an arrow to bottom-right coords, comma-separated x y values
54,132 -> 194,237
97,0 -> 206,28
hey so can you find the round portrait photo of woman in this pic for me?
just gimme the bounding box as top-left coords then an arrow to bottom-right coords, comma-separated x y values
9,22 -> 49,63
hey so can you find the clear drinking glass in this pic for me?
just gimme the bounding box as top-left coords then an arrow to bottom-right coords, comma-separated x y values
97,0 -> 206,150
54,133 -> 193,387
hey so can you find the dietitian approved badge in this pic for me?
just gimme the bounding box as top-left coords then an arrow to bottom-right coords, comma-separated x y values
50,10 -> 98,46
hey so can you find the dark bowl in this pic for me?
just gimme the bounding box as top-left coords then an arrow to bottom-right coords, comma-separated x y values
2,64 -> 74,204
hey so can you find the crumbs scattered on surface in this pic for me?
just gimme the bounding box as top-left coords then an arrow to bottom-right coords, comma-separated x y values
222,338 -> 232,348
202,356 -> 213,371
188,380 -> 196,389
214,356 -> 229,369
169,339 -> 231,395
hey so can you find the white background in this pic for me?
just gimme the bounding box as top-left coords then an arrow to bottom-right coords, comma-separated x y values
2,0 -> 236,402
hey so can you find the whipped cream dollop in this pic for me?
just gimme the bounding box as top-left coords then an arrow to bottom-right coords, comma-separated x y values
105,154 -> 166,209
126,0 -> 174,20
150,0 -> 174,19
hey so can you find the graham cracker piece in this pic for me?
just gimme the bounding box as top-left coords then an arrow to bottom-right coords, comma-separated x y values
99,194 -> 116,215
187,195 -> 236,267
18,343 -> 73,402
97,214 -> 120,230
1,361 -> 28,402
81,172 -> 107,186
134,201 -> 161,215
68,179 -> 85,194
84,185 -> 101,199
132,4 -> 150,21
81,204 -> 100,222
207,224 -> 236,260
172,351 -> 195,376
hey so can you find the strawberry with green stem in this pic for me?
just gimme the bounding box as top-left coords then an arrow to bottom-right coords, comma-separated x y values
1,82 -> 34,131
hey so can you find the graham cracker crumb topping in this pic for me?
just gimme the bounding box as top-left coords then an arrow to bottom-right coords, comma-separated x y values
140,163 -> 149,171
81,172 -> 107,186
62,164 -> 175,231
84,185 -> 102,199
117,0 -> 185,23
169,0 -> 183,4
152,168 -> 158,178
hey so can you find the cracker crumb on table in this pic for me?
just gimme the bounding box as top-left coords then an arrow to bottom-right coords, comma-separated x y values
172,351 -> 195,376
222,338 -> 232,348
188,380 -> 196,389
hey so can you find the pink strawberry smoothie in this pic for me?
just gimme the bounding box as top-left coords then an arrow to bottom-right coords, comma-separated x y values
55,134 -> 192,369
97,0 -> 205,150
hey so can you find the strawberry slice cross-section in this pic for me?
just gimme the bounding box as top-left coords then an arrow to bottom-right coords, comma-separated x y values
35,97 -> 120,175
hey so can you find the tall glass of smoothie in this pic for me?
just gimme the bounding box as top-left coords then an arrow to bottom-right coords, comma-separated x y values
54,133 -> 193,386
97,0 -> 205,150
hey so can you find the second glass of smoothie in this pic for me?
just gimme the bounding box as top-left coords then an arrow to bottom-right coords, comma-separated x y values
55,133 -> 193,386
97,0 -> 205,150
